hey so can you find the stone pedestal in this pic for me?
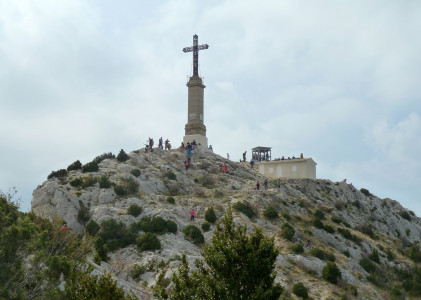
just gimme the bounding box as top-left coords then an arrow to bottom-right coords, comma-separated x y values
183,76 -> 209,150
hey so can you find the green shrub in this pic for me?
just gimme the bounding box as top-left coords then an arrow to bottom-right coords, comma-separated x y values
292,282 -> 308,299
48,169 -> 68,179
281,223 -> 295,240
338,228 -> 360,244
166,171 -> 177,181
81,175 -> 98,188
322,262 -> 341,284
82,161 -> 99,173
166,196 -> 175,204
343,250 -> 350,257
233,201 -> 255,218
324,225 -> 335,234
290,243 -> 304,254
97,219 -> 136,251
201,222 -> 211,232
200,175 -> 215,188
263,206 -> 278,219
360,188 -> 370,196
205,207 -> 217,223
130,169 -> 141,177
386,248 -> 395,261
70,177 -> 83,187
114,177 -> 138,196
116,149 -> 129,162
310,248 -> 335,262
351,200 -> 361,209
400,211 -> 411,221
193,178 -> 199,183
137,233 -> 161,251
166,220 -> 177,234
369,249 -> 380,263
94,237 -> 108,262
313,218 -> 324,229
331,216 -> 342,224
77,203 -> 90,224
127,204 -> 142,217
182,225 -> 204,245
282,211 -> 291,220
130,264 -> 146,281
86,220 -> 100,236
67,160 -> 82,171
93,152 -> 115,164
406,244 -> 421,262
314,209 -> 325,220
359,257 -> 376,273
355,224 -> 374,238
114,185 -> 126,196
99,176 -> 111,188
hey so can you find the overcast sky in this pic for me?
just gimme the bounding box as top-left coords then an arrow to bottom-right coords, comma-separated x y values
1,0 -> 420,216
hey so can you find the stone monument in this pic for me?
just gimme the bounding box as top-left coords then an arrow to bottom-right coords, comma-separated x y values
182,34 -> 209,149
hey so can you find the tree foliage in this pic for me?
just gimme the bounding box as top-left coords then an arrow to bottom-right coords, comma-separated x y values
155,206 -> 282,299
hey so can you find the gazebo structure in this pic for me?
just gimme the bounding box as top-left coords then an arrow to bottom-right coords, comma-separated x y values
252,146 -> 272,162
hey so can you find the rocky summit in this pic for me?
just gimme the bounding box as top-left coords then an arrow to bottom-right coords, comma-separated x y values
31,147 -> 421,299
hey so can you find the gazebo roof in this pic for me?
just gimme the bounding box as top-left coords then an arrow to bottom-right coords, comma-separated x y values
252,146 -> 272,152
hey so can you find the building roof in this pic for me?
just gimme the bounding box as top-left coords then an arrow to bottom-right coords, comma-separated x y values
252,146 -> 272,151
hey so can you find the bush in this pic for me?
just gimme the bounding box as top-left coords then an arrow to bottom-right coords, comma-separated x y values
133,216 -> 177,235
182,225 -> 204,245
97,219 -> 136,251
338,228 -> 360,244
201,222 -> 211,232
205,207 -> 217,223
130,169 -> 141,177
93,152 -> 115,164
70,177 -> 83,187
322,262 -> 341,284
331,216 -> 342,224
77,203 -> 90,224
166,196 -> 175,204
200,175 -> 215,188
359,257 -> 376,273
292,282 -> 308,299
281,211 -> 291,220
324,225 -> 335,234
67,160 -> 82,171
263,206 -> 278,219
82,161 -> 99,173
360,188 -> 370,196
114,177 -> 138,196
85,220 -> 100,236
355,224 -> 374,238
130,264 -> 146,281
127,204 -> 142,217
137,233 -> 161,251
99,176 -> 111,188
313,218 -> 324,229
314,209 -> 325,220
400,211 -> 411,221
116,149 -> 129,162
310,248 -> 335,262
166,220 -> 177,234
290,243 -> 304,254
81,175 -> 98,188
166,171 -> 177,181
233,201 -> 255,218
369,248 -> 380,263
48,169 -> 68,179
351,200 -> 361,209
406,244 -> 421,262
281,223 -> 295,240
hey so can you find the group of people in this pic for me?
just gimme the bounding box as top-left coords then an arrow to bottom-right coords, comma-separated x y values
145,137 -> 171,152
276,153 -> 304,161
256,177 -> 282,191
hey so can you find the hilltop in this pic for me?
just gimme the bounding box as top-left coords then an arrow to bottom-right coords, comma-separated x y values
30,147 -> 421,299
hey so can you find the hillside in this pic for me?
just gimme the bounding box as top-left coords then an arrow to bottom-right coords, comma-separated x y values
31,147 -> 421,299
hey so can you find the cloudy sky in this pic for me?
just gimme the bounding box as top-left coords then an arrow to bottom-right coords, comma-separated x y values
1,0 -> 420,216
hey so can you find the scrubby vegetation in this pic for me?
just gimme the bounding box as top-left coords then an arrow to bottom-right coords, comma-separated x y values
99,175 -> 111,188
137,233 -> 161,251
93,152 -> 115,164
127,203 -> 142,217
117,149 -> 129,162
263,205 -> 278,219
182,225 -> 204,245
201,222 -> 211,232
85,220 -> 100,236
48,169 -> 68,179
233,201 -> 255,218
130,169 -> 141,177
82,161 -> 99,173
310,248 -> 335,262
130,216 -> 177,235
165,171 -> 177,181
205,206 -> 217,223
166,196 -> 175,204
292,282 -> 308,299
114,177 -> 138,196
67,160 -> 82,171
322,262 -> 341,284
281,223 -> 295,240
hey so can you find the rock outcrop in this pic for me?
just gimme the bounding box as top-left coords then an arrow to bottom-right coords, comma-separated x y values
32,147 -> 421,299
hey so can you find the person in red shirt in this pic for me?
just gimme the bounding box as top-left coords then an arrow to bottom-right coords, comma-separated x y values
190,208 -> 195,221
60,224 -> 68,232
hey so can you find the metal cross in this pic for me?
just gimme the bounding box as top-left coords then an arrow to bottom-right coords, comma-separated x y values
183,34 -> 209,77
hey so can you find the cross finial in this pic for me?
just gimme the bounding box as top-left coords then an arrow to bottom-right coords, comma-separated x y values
183,35 -> 209,77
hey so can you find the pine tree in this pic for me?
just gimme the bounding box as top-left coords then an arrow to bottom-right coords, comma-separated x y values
155,206 -> 282,299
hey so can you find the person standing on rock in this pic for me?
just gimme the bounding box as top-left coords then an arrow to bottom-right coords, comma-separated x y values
159,137 -> 163,149
190,208 -> 195,221
264,179 -> 268,190
185,159 -> 190,171
256,180 -> 260,190
227,153 -> 230,160
277,177 -> 281,191
243,151 -> 247,162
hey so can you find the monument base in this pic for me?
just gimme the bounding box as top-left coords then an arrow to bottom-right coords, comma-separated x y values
183,134 -> 209,151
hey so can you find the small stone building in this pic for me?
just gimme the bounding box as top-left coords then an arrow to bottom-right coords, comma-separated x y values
256,157 -> 317,180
